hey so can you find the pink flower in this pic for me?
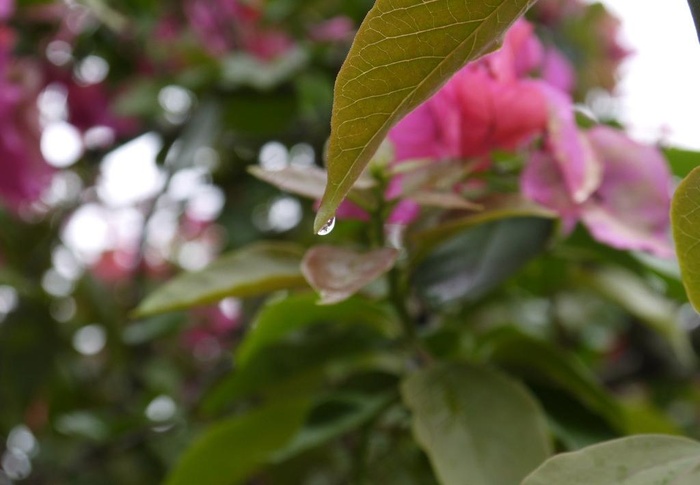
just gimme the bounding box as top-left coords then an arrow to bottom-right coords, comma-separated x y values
521,122 -> 673,257
0,0 -> 14,21
308,16 -> 355,43
388,19 -> 548,164
185,0 -> 293,60
0,29 -> 53,210
580,127 -> 673,257
541,47 -> 576,94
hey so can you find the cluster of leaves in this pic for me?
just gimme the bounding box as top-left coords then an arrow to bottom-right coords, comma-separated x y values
2,0 -> 700,484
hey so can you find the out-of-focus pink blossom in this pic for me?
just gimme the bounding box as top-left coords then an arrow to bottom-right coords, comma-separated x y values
522,123 -> 673,257
182,300 -> 242,359
185,0 -> 293,60
0,0 -> 14,21
308,16 -> 355,43
542,47 -> 576,93
0,28 -> 53,210
388,20 -> 548,164
538,84 -> 601,204
65,80 -> 138,137
580,127 -> 673,257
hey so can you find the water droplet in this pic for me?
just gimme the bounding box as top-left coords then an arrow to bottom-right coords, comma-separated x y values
317,217 -> 336,236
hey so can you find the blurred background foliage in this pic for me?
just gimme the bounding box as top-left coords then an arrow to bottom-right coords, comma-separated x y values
0,0 -> 699,484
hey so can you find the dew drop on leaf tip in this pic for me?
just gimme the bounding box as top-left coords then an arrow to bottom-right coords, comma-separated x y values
317,216 -> 336,236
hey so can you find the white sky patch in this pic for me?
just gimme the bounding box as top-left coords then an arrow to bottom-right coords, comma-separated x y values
97,132 -> 166,206
602,0 -> 700,149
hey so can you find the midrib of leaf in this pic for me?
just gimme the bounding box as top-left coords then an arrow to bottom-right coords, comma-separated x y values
314,0 -> 536,233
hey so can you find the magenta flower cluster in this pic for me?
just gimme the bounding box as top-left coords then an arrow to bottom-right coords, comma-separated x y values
384,19 -> 673,257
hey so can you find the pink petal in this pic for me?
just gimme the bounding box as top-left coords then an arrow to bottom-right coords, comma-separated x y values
542,47 -> 576,94
521,151 -> 579,233
581,126 -> 673,257
541,84 -> 602,203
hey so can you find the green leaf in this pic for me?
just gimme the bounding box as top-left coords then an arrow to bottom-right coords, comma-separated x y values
577,265 -> 694,366
479,327 -> 622,428
401,363 -> 552,485
302,245 -> 399,304
411,194 -> 556,258
313,0 -> 538,233
413,217 -> 553,307
135,242 -> 307,317
236,292 -> 397,366
672,166 -> 700,310
522,435 -> 700,485
203,312 -> 395,415
663,146 -> 700,178
273,392 -> 395,462
166,399 -> 310,485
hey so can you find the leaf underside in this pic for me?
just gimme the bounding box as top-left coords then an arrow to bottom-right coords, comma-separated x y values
314,0 -> 537,232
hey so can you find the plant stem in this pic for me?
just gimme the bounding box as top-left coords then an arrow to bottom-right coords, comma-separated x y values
688,0 -> 700,44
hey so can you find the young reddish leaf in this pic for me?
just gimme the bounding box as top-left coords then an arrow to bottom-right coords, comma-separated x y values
248,165 -> 376,207
301,245 -> 399,304
314,0 -> 538,233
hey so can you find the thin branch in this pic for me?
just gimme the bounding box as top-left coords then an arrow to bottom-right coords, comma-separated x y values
688,0 -> 700,44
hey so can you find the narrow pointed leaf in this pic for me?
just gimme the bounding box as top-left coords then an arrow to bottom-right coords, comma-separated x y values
672,166 -> 700,311
401,363 -> 552,485
135,242 -> 307,317
314,0 -> 537,232
523,435 -> 700,485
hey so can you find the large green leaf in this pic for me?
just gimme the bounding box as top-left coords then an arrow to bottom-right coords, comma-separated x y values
203,316 -> 395,415
479,327 -> 622,428
672,166 -> 700,311
401,363 -> 552,485
166,399 -> 310,485
135,242 -> 307,317
522,435 -> 700,485
413,217 -> 553,307
410,194 -> 556,258
313,0 -> 538,233
236,292 -> 397,366
272,392 -> 395,463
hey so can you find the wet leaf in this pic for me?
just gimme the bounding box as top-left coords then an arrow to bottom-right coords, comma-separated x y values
135,242 -> 307,317
523,435 -> 700,485
301,245 -> 399,304
314,0 -> 538,233
402,363 -> 551,485
672,166 -> 700,311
